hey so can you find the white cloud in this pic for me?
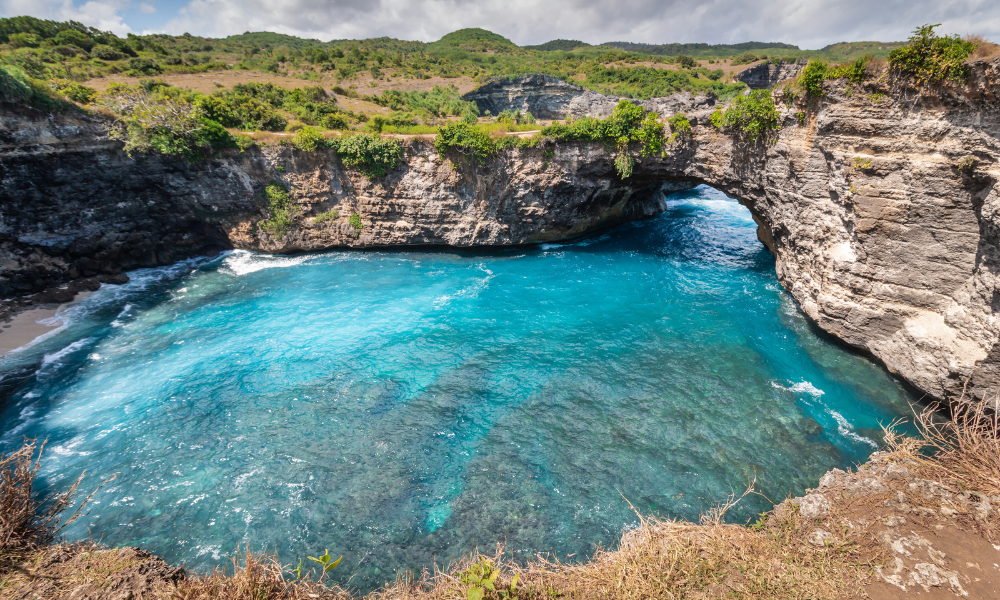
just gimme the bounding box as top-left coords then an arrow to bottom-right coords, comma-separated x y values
140,2 -> 155,13
3,0 -> 998,47
0,0 -> 133,35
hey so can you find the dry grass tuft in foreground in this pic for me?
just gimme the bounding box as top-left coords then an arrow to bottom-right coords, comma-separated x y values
0,440 -> 86,553
3,396 -> 1000,600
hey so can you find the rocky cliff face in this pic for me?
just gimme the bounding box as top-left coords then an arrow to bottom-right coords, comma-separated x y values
461,74 -> 717,119
2,59 -> 999,404
735,59 -> 806,89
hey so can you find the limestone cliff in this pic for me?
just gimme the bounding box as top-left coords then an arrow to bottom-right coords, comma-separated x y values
2,58 -> 999,405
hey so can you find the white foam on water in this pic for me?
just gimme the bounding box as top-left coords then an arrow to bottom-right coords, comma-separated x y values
51,434 -> 93,457
221,249 -> 313,276
828,409 -> 879,449
41,338 -> 94,368
433,265 -> 495,307
771,380 -> 825,398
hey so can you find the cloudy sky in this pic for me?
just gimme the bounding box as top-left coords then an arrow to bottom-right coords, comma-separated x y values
1,0 -> 997,49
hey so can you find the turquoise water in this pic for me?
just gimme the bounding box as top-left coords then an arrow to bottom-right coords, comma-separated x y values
0,186 -> 915,591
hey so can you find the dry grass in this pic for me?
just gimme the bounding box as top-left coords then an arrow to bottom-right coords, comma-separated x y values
0,440 -> 86,553
966,35 -> 1000,61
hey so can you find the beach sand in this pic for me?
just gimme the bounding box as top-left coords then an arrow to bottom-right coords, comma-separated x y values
0,292 -> 92,355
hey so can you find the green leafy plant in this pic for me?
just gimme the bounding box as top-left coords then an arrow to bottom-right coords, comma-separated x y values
852,156 -> 873,170
349,212 -> 363,232
718,89 -> 780,144
796,111 -> 806,126
827,55 -> 871,84
799,60 -> 829,97
313,209 -> 339,224
306,549 -> 342,574
459,557 -> 519,600
709,109 -> 724,130
259,182 -> 298,239
666,112 -> 691,143
329,133 -> 404,178
292,125 -> 324,150
889,24 -> 977,84
99,83 -> 233,160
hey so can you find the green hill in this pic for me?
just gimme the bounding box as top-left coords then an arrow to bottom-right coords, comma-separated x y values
525,39 -> 591,51
429,28 -> 520,53
602,40 -> 800,58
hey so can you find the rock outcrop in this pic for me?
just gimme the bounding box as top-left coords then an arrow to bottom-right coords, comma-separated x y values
2,59 -> 1000,405
735,59 -> 806,89
461,74 -> 716,119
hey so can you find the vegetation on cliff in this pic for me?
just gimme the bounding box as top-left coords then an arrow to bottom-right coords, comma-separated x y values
888,24 -> 978,84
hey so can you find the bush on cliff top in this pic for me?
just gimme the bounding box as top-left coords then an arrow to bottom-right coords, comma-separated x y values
99,82 -> 236,160
539,100 -> 664,178
328,133 -> 404,178
889,24 -> 977,84
0,64 -> 67,109
718,89 -> 780,143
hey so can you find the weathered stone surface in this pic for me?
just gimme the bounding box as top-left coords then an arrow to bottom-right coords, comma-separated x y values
736,59 -> 806,89
2,58 -> 1000,405
461,74 -> 716,119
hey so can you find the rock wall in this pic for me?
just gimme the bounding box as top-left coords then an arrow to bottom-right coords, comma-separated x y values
735,59 -> 806,89
461,74 -> 716,119
2,59 -> 1000,405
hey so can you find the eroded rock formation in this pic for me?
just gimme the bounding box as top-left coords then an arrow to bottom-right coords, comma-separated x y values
2,59 -> 999,404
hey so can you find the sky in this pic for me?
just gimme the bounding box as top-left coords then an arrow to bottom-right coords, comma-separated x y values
1,0 -> 997,49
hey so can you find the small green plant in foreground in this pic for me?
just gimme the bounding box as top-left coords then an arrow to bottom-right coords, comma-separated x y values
718,89 -> 781,144
796,111 -> 806,126
460,557 -> 519,600
306,549 -> 342,574
349,212 -> 363,232
889,24 -> 977,84
259,182 -> 297,239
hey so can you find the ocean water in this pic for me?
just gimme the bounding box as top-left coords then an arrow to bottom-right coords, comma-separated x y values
0,186 -> 916,591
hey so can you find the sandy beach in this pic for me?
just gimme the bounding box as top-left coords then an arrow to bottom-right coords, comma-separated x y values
0,292 -> 91,355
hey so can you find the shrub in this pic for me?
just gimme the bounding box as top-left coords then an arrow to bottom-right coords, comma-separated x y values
667,112 -> 692,139
329,133 -> 404,178
48,79 -> 96,104
349,212 -> 363,232
90,44 -> 124,60
718,89 -> 780,143
8,32 -> 41,48
196,94 -> 287,131
731,52 -> 759,65
258,183 -> 297,239
52,29 -> 94,51
0,65 -> 63,109
100,83 -> 232,160
828,55 -> 871,84
313,209 -> 338,224
676,54 -> 696,68
435,122 -> 497,163
800,60 -> 828,97
292,126 -> 324,151
126,57 -> 162,76
709,109 -> 724,129
889,24 -> 977,84
540,100 -> 663,177
322,113 -> 349,130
